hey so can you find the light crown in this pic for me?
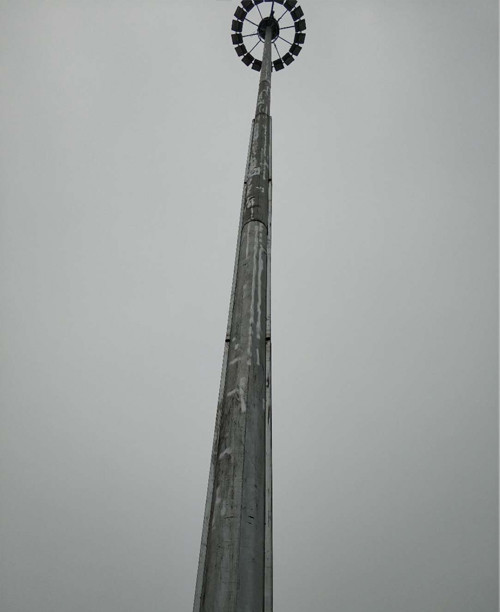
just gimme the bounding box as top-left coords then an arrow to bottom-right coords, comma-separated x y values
230,0 -> 307,72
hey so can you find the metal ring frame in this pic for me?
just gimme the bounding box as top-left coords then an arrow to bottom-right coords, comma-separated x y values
231,0 -> 306,72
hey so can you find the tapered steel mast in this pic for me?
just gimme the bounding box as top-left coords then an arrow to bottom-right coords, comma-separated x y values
193,3 -> 306,610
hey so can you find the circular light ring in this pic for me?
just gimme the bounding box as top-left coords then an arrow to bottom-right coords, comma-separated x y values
231,0 -> 306,72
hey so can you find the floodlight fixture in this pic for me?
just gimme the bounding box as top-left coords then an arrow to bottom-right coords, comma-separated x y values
230,0 -> 307,72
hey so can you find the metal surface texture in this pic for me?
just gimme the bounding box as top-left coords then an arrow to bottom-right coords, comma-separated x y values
193,25 -> 274,612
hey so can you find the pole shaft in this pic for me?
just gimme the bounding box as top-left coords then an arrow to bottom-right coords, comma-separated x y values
194,27 -> 273,612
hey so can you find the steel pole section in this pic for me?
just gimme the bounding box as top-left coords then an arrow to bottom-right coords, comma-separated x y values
194,26 -> 274,612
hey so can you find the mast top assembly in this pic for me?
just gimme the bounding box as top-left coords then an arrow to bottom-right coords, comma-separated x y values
231,0 -> 307,72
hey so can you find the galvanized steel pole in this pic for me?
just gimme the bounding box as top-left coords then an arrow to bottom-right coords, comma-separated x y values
193,2 -> 306,610
193,25 -> 273,612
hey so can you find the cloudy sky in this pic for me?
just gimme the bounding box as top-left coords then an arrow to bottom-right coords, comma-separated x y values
1,1 -> 498,611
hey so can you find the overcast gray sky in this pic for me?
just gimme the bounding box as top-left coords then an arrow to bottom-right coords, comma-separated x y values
0,1 -> 498,611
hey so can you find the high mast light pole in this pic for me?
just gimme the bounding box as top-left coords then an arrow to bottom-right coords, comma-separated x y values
193,2 -> 306,610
